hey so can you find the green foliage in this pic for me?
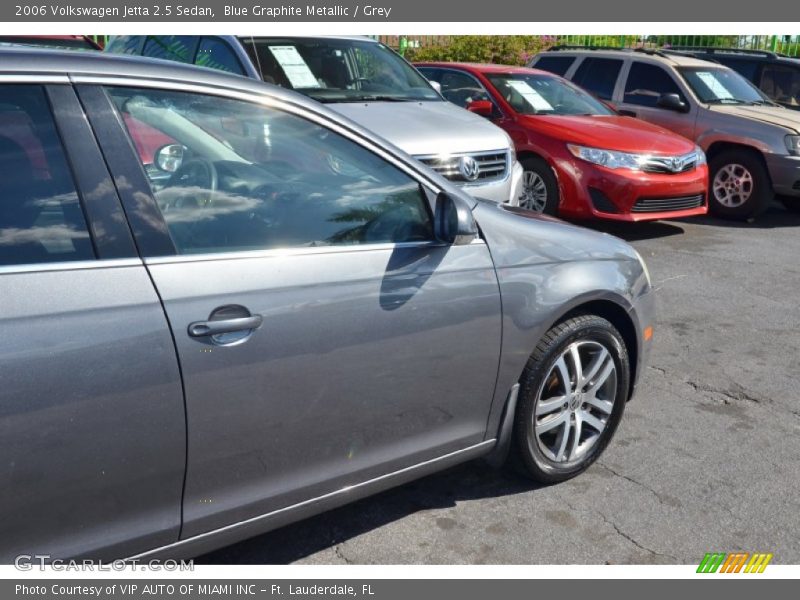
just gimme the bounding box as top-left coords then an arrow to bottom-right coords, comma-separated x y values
406,36 -> 555,66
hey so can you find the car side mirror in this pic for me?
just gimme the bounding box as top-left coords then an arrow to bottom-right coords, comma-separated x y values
428,80 -> 442,94
467,99 -> 494,118
435,192 -> 478,245
657,93 -> 689,113
154,144 -> 185,173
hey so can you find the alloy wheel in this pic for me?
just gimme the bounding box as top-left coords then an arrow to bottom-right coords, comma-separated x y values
533,340 -> 617,464
713,163 -> 754,208
520,170 -> 548,212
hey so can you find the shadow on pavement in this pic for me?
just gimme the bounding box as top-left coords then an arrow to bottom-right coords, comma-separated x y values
196,461 -> 544,564
579,220 -> 686,242
575,203 -> 800,241
676,204 -> 800,230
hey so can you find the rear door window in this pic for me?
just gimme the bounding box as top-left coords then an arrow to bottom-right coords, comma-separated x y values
624,62 -> 685,107
533,55 -> 576,77
0,85 -> 94,266
760,64 -> 800,107
572,57 -> 623,100
105,36 -> 144,56
195,37 -> 246,75
142,36 -> 199,64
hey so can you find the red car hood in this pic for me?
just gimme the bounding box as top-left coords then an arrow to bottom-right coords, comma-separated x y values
520,114 -> 696,155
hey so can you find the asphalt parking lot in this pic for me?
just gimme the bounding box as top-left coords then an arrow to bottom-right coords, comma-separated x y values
200,202 -> 800,565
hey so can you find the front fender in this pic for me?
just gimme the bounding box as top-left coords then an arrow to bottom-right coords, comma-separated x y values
473,201 -> 651,440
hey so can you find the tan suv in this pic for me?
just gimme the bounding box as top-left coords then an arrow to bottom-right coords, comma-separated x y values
530,48 -> 800,219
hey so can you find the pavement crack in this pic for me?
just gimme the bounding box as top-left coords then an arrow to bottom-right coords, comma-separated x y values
597,462 -> 671,507
334,544 -> 354,565
685,380 -> 765,404
595,510 -> 677,562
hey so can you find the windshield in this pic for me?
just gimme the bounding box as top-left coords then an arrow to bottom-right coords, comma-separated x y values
485,73 -> 614,116
243,37 -> 441,103
678,67 -> 769,105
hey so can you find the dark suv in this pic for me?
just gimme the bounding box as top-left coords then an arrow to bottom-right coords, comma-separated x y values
674,48 -> 800,111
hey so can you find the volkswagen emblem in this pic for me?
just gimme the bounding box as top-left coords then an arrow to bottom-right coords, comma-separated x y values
458,156 -> 480,182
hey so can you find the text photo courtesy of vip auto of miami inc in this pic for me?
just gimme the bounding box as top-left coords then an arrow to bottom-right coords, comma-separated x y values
0,16 -> 799,590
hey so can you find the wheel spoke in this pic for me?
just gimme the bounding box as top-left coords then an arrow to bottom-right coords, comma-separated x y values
554,356 -> 574,395
536,395 -> 568,416
536,410 -> 569,435
569,344 -> 583,388
579,409 -> 606,433
568,413 -> 582,460
585,358 -> 614,395
585,396 -> 614,415
554,417 -> 571,461
581,347 -> 609,389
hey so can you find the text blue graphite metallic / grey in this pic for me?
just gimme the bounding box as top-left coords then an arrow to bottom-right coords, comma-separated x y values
0,48 -> 654,562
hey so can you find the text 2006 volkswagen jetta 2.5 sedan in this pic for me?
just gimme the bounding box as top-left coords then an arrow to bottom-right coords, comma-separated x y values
0,48 -> 654,561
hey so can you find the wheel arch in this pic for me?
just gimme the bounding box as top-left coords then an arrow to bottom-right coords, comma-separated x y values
516,150 -> 564,207
705,141 -> 770,178
540,298 -> 639,402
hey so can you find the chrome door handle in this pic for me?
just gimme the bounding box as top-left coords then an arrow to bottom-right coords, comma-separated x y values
188,315 -> 263,337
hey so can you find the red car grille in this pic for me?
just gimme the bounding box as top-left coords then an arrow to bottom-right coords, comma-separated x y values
632,194 -> 705,213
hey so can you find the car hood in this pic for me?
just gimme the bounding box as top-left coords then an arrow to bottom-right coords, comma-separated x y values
519,114 -> 696,155
708,104 -> 800,133
328,101 -> 512,157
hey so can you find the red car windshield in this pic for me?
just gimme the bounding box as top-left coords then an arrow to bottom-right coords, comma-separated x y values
485,73 -> 614,116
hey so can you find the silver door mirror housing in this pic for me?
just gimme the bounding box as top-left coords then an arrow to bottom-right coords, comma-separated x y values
155,144 -> 185,173
435,192 -> 478,245
428,80 -> 442,94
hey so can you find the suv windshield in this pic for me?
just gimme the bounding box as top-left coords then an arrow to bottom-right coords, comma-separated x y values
243,37 -> 441,103
485,72 -> 614,116
678,67 -> 769,105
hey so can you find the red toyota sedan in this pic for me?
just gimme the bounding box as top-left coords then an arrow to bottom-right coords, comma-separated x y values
416,62 -> 709,221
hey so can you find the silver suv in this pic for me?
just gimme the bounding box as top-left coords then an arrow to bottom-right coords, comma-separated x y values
531,48 -> 800,218
106,35 -> 524,206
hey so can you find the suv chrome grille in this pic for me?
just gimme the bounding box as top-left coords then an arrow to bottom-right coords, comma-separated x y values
639,151 -> 699,174
415,150 -> 509,184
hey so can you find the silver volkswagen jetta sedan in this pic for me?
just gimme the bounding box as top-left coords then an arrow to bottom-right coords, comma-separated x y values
0,48 -> 654,561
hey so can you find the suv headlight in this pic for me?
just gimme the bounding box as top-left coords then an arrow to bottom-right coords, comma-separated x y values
786,135 -> 800,156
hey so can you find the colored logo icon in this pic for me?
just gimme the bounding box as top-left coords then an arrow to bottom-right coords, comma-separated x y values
697,552 -> 773,573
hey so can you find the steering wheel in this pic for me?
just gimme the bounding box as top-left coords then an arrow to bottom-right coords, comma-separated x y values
160,158 -> 218,211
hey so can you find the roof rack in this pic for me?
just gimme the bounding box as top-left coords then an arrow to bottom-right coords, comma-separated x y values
546,45 -> 634,52
545,45 -> 678,59
669,46 -> 780,59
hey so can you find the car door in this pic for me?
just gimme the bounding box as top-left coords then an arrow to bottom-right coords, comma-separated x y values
81,82 -> 503,538
617,62 -> 698,140
0,83 -> 185,560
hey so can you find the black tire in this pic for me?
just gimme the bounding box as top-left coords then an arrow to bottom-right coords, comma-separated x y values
513,315 -> 629,484
708,149 -> 772,220
519,157 -> 559,215
778,195 -> 800,214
